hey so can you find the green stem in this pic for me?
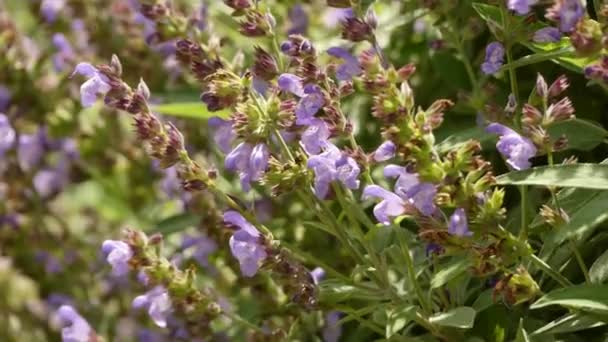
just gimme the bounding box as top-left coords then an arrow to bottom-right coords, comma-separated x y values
569,239 -> 591,283
222,311 -> 265,334
519,185 -> 528,240
497,47 -> 573,73
395,227 -> 432,315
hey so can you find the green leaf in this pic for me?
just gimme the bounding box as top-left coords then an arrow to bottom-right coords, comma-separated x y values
152,102 -> 229,120
431,257 -> 472,289
471,289 -> 494,313
436,127 -> 495,153
386,306 -> 415,338
547,119 -> 608,151
530,312 -> 607,336
590,249 -> 608,284
472,3 -> 501,27
515,319 -> 530,342
150,213 -> 199,236
531,284 -> 608,314
496,164 -> 608,190
429,307 -> 476,329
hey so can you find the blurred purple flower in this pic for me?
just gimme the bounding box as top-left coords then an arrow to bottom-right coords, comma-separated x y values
288,4 -> 309,35
508,0 -> 538,15
137,329 -> 167,342
0,114 -> 15,156
182,234 -> 217,268
132,286 -> 173,328
533,27 -> 561,43
323,8 -> 354,27
225,211 -> 267,277
486,123 -> 537,170
481,42 -> 505,75
311,267 -> 325,285
35,251 -> 63,274
278,73 -> 305,97
41,0 -> 66,23
252,77 -> 270,96
72,63 -> 112,107
322,311 -> 343,342
327,47 -> 361,81
362,185 -> 407,225
373,140 -> 396,162
425,243 -> 444,257
308,144 -> 360,199
384,165 -> 436,216
18,131 -> 45,172
448,208 -> 472,237
301,119 -> 330,155
34,168 -> 68,197
101,240 -> 133,277
52,33 -> 75,72
278,74 -> 325,125
56,305 -> 91,342
335,154 -> 360,190
556,0 -> 585,32
0,85 -> 11,112
208,117 -> 234,154
225,142 -> 269,191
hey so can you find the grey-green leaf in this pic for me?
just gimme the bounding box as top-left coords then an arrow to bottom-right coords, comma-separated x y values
531,284 -> 608,314
431,257 -> 472,289
515,319 -> 530,342
590,249 -> 608,284
150,213 -> 199,236
153,102 -> 229,120
386,306 -> 415,338
429,307 -> 476,329
547,119 -> 608,151
496,164 -> 608,190
530,312 -> 607,336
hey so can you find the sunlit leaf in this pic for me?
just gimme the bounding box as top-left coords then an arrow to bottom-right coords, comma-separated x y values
496,164 -> 608,189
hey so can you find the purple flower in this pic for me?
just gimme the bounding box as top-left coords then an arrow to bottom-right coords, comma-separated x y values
508,0 -> 538,15
310,267 -> 326,285
250,143 -> 270,181
373,140 -> 396,162
34,168 -> 68,197
41,0 -> 66,23
557,0 -> 585,32
384,165 -> 437,216
208,117 -> 234,153
35,251 -> 63,274
323,8 -> 355,28
486,123 -> 537,170
278,73 -> 305,97
362,185 -> 407,225
425,243 -> 444,257
225,211 -> 267,277
17,131 -> 45,172
288,5 -> 309,35
0,85 -> 11,112
278,74 -> 325,125
52,33 -> 75,72
72,63 -> 112,107
56,305 -> 92,342
101,240 -> 133,277
448,208 -> 472,237
252,77 -> 270,96
182,234 -> 217,268
296,85 -> 325,125
0,114 -> 15,155
327,47 -> 362,81
132,286 -> 173,328
322,311 -> 343,342
533,27 -> 562,43
225,142 -> 270,191
307,144 -> 360,199
481,42 -> 505,75
301,119 -> 330,155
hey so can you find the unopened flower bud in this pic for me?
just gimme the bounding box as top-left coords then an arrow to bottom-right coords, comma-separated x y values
341,17 -> 374,42
137,79 -> 151,100
110,54 -> 122,76
548,75 -> 569,98
535,73 -> 548,99
547,97 -> 575,122
522,104 -> 542,126
397,63 -> 416,81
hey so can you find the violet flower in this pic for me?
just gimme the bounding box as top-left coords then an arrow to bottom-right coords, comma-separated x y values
508,0 -> 538,15
323,8 -> 355,28
310,267 -> 326,285
301,119 -> 330,155
17,131 -> 45,172
0,85 -> 11,112
384,165 -> 437,216
481,42 -> 505,75
132,286 -> 173,328
182,234 -> 217,268
0,114 -> 15,156
556,0 -> 585,32
71,63 -> 112,108
56,305 -> 92,342
208,117 -> 235,154
41,0 -> 66,23
448,208 -> 472,237
322,311 -> 343,342
278,74 -> 325,125
101,240 -> 133,277
362,185 -> 407,225
533,27 -> 562,43
225,142 -> 270,191
327,47 -> 362,81
52,33 -> 75,72
288,4 -> 309,35
307,144 -> 360,199
224,211 -> 267,277
34,167 -> 68,198
373,140 -> 396,162
486,123 -> 537,170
